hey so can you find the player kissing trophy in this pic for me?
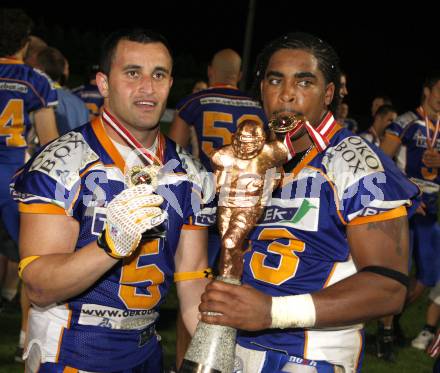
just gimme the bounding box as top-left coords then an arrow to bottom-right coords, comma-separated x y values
180,116 -> 305,372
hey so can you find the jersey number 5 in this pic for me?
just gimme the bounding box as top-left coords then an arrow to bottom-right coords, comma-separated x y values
119,239 -> 164,309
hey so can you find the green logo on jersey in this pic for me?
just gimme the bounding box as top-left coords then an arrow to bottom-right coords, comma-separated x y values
288,199 -> 317,224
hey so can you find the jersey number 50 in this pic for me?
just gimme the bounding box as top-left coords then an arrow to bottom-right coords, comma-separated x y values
202,112 -> 264,156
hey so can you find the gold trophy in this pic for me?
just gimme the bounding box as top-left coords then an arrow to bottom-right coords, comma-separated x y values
180,119 -> 289,373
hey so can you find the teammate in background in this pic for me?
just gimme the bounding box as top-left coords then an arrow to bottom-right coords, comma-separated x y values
23,35 -> 47,68
36,47 -> 89,135
0,9 -> 59,362
381,71 -> 440,353
371,94 -> 392,117
412,282 -> 440,350
23,35 -> 51,156
188,80 -> 208,156
72,64 -> 104,121
0,220 -> 19,309
168,46 -> 266,270
427,315 -> 440,370
364,99 -> 405,358
168,48 -> 266,170
358,95 -> 393,136
12,28 -> 214,373
198,32 -> 418,373
340,71 -> 348,100
337,72 -> 358,132
192,80 -> 208,93
169,49 -> 266,368
337,101 -> 358,133
337,102 -> 349,122
360,104 -> 397,147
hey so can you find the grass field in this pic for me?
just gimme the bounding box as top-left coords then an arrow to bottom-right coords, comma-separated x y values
0,287 -> 435,373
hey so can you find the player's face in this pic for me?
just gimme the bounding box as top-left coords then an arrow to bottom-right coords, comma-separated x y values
425,80 -> 440,115
339,74 -> 348,99
260,48 -> 335,128
377,111 -> 397,133
338,103 -> 349,118
371,97 -> 385,116
99,40 -> 173,134
192,81 -> 208,93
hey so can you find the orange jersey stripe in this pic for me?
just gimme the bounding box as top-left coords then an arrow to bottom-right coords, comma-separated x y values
384,132 -> 401,143
323,262 -> 338,288
92,117 -> 126,172
19,203 -> 66,215
348,206 -> 407,226
62,367 -> 78,373
182,224 -> 208,230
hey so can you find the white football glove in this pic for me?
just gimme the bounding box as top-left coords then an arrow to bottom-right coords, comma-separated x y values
97,184 -> 167,259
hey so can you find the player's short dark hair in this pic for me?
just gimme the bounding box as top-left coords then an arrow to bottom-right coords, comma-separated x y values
100,29 -> 172,75
372,94 -> 392,105
0,9 -> 33,56
423,70 -> 440,90
421,70 -> 440,104
36,47 -> 66,83
375,104 -> 397,118
252,32 -> 341,114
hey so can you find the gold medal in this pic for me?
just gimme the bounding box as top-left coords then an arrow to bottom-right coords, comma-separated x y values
125,165 -> 160,189
268,114 -> 306,134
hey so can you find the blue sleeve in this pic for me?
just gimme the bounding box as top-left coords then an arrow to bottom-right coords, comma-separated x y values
28,69 -> 58,112
175,94 -> 200,126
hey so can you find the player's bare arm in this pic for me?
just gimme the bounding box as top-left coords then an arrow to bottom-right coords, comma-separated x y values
169,114 -> 191,148
174,228 -> 210,336
19,213 -> 117,307
312,215 -> 409,327
380,134 -> 401,159
33,107 -> 59,145
19,183 -> 166,307
200,215 -> 409,330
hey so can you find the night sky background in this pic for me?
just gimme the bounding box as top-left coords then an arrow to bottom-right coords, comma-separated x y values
9,2 -> 439,130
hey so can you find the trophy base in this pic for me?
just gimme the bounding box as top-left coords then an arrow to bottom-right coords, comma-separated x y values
179,276 -> 240,373
179,359 -> 221,373
179,320 -> 237,373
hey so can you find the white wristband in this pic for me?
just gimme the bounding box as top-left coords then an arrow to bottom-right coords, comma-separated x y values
271,294 -> 316,329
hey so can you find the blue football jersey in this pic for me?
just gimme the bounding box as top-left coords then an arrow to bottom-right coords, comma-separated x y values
0,57 -> 57,164
175,86 -> 267,171
72,83 -> 104,118
385,109 -> 440,212
12,118 -> 215,371
237,123 -> 418,367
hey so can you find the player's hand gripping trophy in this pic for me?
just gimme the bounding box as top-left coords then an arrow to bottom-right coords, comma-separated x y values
180,117 -> 306,372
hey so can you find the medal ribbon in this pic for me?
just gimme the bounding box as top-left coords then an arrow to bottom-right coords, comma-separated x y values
417,106 -> 440,149
285,111 -> 336,157
102,109 -> 164,166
